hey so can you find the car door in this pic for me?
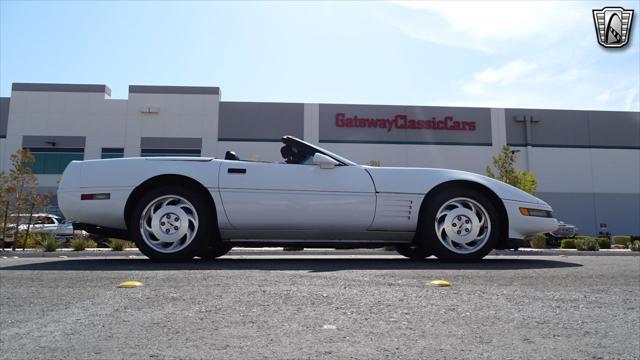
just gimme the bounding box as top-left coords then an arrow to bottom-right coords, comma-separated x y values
29,217 -> 45,233
40,216 -> 58,234
218,161 -> 376,231
48,217 -> 64,235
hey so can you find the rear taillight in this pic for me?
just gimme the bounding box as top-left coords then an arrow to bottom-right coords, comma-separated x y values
80,193 -> 110,200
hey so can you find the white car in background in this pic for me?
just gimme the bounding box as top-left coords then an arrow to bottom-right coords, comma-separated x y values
549,221 -> 578,239
6,213 -> 87,238
58,136 -> 558,261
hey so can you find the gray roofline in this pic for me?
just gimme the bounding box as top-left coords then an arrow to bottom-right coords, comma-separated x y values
504,107 -> 640,114
129,85 -> 220,95
12,83 -> 111,97
220,100 -> 304,106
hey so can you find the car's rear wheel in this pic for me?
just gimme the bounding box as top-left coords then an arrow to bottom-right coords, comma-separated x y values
395,244 -> 431,260
419,188 -> 500,261
131,186 -> 211,261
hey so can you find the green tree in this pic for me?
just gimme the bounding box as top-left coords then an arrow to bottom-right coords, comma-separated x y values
486,145 -> 537,195
1,149 -> 41,250
21,189 -> 52,250
0,172 -> 8,249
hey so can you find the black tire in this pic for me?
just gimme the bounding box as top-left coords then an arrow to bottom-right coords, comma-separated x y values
198,242 -> 232,260
418,188 -> 500,262
131,185 -> 213,261
395,244 -> 431,260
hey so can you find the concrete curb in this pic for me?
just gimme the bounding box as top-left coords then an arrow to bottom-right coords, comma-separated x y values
1,247 -> 638,258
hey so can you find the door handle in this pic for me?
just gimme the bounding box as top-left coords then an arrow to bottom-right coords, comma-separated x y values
228,168 -> 246,174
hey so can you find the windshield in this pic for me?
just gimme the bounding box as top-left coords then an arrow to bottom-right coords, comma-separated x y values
281,136 -> 357,166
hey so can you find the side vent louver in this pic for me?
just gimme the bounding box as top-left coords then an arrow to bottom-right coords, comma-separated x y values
380,198 -> 413,221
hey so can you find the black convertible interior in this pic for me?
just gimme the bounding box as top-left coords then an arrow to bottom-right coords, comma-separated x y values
280,144 -> 313,164
224,151 -> 239,161
223,136 -> 319,165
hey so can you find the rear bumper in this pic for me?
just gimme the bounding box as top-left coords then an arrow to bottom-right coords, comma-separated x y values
58,188 -> 130,229
73,223 -> 130,240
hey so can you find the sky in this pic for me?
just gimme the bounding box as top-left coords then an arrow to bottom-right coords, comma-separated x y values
1,0 -> 639,111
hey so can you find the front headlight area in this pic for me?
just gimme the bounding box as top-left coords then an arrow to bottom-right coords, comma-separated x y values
518,207 -> 553,218
503,199 -> 558,239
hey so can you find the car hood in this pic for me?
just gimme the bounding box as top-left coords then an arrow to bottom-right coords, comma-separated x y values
363,166 -> 547,205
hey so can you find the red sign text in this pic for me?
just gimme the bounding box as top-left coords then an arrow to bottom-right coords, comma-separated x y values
335,113 -> 476,132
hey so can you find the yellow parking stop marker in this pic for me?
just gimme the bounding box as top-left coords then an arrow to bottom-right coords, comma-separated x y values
58,255 -> 68,258
118,281 -> 144,288
430,279 -> 450,287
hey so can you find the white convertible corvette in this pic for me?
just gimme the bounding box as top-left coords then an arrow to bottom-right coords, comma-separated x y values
58,136 -> 558,261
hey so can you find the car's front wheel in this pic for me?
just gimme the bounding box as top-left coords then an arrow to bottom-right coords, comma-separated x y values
419,188 -> 500,261
131,186 -> 212,261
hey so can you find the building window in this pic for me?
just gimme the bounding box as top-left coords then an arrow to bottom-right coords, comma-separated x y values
101,148 -> 124,159
140,149 -> 201,157
26,147 -> 84,174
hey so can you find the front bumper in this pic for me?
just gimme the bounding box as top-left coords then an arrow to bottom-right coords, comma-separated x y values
503,199 -> 559,240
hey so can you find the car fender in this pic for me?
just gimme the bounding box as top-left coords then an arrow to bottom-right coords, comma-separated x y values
58,157 -> 222,229
364,166 -> 546,205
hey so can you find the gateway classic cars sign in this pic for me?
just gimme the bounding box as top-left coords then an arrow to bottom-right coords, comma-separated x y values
320,104 -> 492,145
335,113 -> 477,132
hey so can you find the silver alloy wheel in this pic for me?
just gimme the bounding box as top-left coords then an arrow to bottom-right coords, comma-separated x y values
139,195 -> 199,254
434,197 -> 491,254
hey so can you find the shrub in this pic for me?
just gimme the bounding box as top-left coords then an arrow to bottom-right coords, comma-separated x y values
12,232 -> 43,249
546,236 -> 563,248
39,233 -> 59,252
560,238 -> 576,249
109,239 -> 135,251
527,234 -> 546,249
595,237 -> 611,250
575,237 -> 599,251
630,240 -> 640,252
85,237 -> 98,249
70,236 -> 97,251
612,235 -> 631,247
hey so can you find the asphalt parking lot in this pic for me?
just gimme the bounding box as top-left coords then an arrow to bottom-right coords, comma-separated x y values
1,252 -> 639,359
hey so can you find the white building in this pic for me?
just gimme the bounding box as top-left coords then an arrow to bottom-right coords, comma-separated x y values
1,83 -> 639,236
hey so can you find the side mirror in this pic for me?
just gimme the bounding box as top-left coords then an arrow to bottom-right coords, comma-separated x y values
312,153 -> 339,169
